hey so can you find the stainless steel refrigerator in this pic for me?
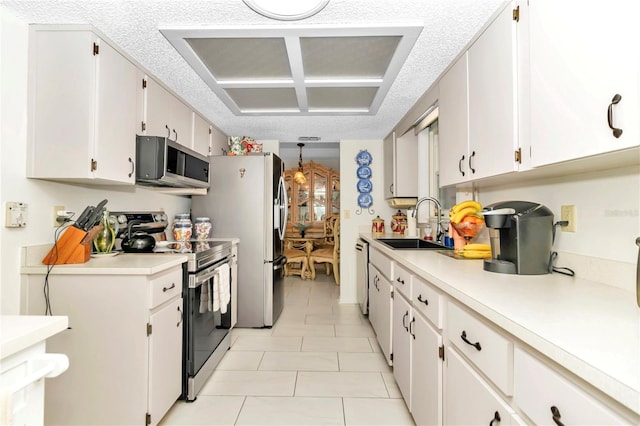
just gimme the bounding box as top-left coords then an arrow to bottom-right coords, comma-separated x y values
191,153 -> 287,328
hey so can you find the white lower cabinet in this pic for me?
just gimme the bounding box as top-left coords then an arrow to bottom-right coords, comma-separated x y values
444,347 -> 519,426
368,263 -> 393,365
513,347 -> 629,425
411,310 -> 443,426
392,292 -> 412,405
22,265 -> 184,425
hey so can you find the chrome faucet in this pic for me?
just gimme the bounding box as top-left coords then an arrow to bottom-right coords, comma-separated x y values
413,197 -> 444,242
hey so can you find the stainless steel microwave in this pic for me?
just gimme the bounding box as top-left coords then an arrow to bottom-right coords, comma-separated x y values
135,136 -> 210,188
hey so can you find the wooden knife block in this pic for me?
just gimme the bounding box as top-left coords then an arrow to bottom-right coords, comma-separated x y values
42,226 -> 91,265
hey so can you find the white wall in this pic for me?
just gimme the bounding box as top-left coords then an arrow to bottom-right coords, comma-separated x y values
0,8 -> 190,314
339,139 -> 394,304
479,165 -> 640,264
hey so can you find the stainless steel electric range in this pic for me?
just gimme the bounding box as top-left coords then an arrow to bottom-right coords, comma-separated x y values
111,211 -> 234,401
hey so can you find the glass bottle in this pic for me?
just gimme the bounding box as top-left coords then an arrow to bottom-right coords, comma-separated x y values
94,210 -> 118,253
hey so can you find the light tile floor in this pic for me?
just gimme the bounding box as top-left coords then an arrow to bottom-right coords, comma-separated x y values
160,274 -> 415,426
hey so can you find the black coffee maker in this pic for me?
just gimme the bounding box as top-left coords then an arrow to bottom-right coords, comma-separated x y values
482,201 -> 553,275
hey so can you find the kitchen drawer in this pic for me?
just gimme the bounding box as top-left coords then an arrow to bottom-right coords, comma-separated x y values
412,276 -> 442,329
513,347 -> 630,425
444,346 -> 517,425
393,262 -> 412,299
446,301 -> 513,395
149,267 -> 183,308
369,246 -> 394,280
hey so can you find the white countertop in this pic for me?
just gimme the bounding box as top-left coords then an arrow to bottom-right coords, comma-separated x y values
21,245 -> 189,275
361,234 -> 640,415
1,315 -> 68,359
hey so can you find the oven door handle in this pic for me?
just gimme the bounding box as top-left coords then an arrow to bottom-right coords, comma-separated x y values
192,270 -> 217,288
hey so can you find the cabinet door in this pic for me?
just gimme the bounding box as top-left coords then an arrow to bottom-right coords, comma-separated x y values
467,3 -> 520,180
444,347 -> 515,426
411,313 -> 443,426
193,112 -> 211,156
144,77 -> 172,138
529,1 -> 640,166
169,97 -> 193,148
367,264 -> 381,336
383,132 -> 395,198
148,297 -> 183,425
94,38 -> 137,183
28,30 -> 95,179
392,293 -> 412,407
378,281 -> 393,366
438,54 -> 470,186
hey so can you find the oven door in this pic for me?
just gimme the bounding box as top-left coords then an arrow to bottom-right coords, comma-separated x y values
185,262 -> 232,380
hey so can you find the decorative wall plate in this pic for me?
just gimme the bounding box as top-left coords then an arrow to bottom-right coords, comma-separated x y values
357,178 -> 373,193
356,165 -> 372,179
357,193 -> 373,208
355,150 -> 373,166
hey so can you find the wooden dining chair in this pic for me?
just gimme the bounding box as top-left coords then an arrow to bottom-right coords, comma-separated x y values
309,216 -> 340,285
284,239 -> 309,279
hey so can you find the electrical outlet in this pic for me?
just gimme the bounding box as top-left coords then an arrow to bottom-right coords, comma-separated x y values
560,205 -> 576,232
344,209 -> 351,219
53,205 -> 65,227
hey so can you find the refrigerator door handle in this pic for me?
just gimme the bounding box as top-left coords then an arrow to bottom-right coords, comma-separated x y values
275,175 -> 288,241
272,256 -> 287,271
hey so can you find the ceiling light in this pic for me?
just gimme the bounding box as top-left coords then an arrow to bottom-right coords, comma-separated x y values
294,143 -> 307,184
243,0 -> 330,21
298,136 -> 321,141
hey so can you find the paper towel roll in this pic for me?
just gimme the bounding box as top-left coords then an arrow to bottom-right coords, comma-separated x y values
406,214 -> 417,237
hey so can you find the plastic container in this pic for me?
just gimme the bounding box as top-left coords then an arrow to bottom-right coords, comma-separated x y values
423,224 -> 433,240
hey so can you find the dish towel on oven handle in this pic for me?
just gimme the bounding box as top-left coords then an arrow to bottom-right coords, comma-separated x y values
199,280 -> 210,313
214,263 -> 231,314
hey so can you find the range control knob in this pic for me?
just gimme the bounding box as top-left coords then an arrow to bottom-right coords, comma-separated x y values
117,215 -> 128,224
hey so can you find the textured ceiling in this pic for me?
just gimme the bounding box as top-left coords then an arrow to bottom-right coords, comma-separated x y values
1,0 -> 505,143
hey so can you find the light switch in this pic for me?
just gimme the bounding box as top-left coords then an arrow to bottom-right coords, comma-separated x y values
5,202 -> 28,228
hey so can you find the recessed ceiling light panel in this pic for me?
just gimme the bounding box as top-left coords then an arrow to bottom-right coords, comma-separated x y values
243,0 -> 330,21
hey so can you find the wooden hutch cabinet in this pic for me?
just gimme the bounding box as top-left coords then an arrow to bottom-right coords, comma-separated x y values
284,161 -> 340,237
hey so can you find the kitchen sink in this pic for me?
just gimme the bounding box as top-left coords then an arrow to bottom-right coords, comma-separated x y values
377,238 -> 452,250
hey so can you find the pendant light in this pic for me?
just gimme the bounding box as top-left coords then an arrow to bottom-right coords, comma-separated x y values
293,143 -> 306,184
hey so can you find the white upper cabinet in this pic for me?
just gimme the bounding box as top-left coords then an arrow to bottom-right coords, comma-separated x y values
193,112 -> 212,156
528,0 -> 640,166
142,76 -> 193,147
468,2 -> 522,179
438,53 -> 470,186
27,27 -> 137,184
383,130 -> 419,200
439,2 -> 524,187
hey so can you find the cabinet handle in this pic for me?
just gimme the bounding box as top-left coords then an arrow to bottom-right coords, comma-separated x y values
417,294 -> 429,306
172,129 -> 178,141
469,151 -> 476,174
460,330 -> 482,351
489,410 -> 501,426
389,183 -> 394,195
163,283 -> 176,292
607,94 -> 623,138
177,305 -> 183,327
128,157 -> 135,178
396,277 -> 405,285
409,317 -> 415,339
402,311 -> 409,331
550,406 -> 564,426
458,155 -> 466,176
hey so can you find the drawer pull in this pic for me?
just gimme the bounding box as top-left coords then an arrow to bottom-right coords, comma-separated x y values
460,330 -> 482,351
489,411 -> 501,426
417,294 -> 429,306
396,277 -> 405,285
550,406 -> 565,426
163,283 -> 176,292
